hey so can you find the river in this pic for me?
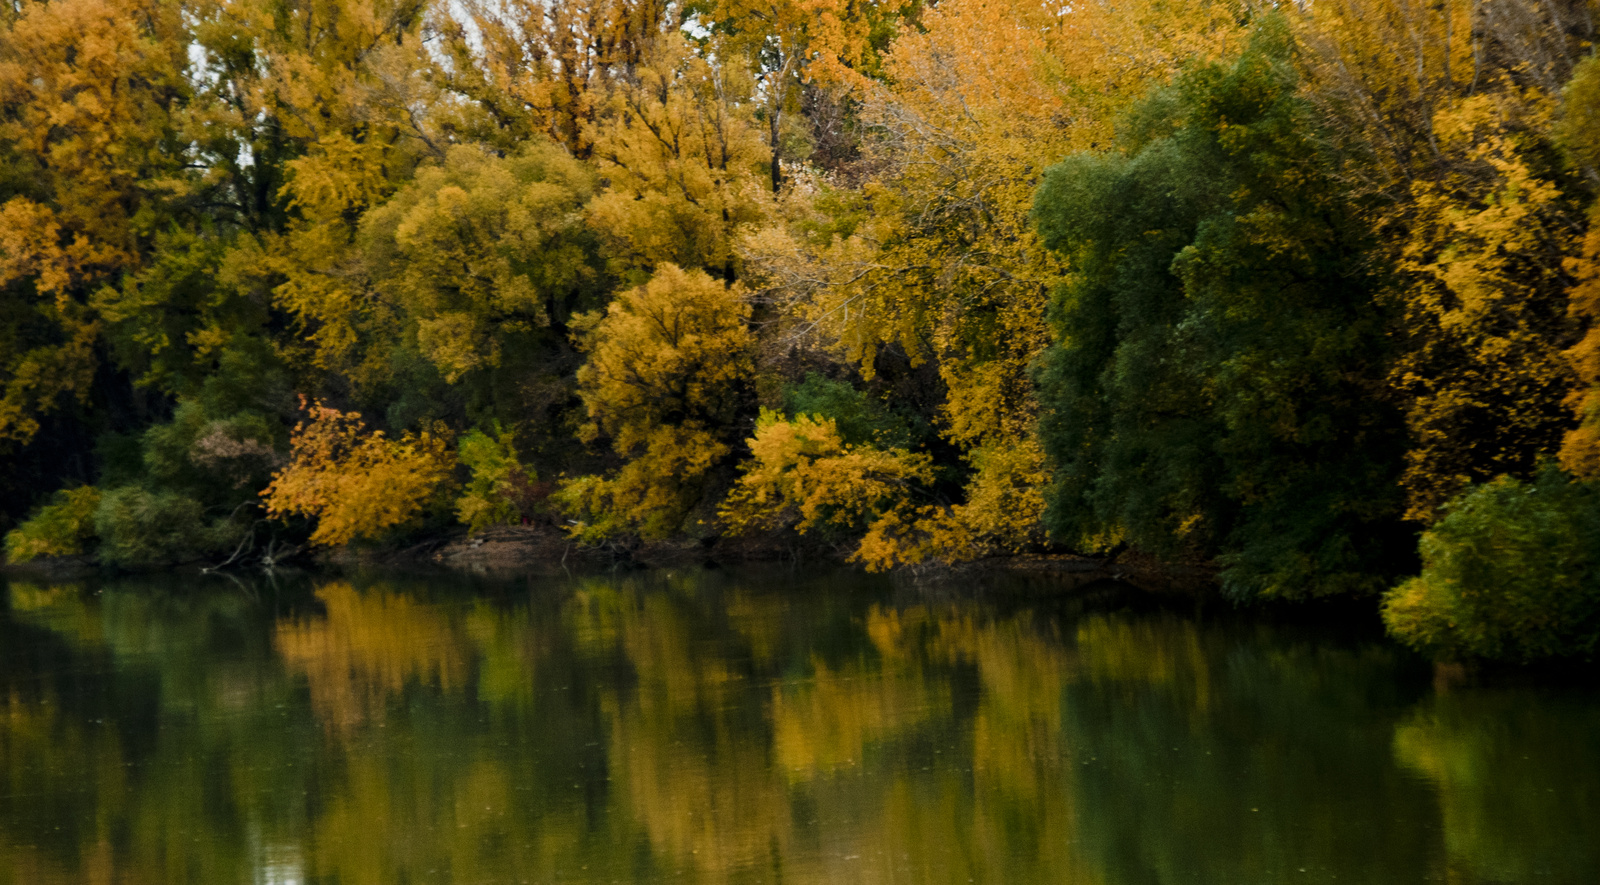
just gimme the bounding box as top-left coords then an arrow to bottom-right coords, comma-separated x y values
1,566 -> 1596,884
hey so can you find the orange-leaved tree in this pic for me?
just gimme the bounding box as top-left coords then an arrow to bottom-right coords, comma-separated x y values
262,401 -> 453,545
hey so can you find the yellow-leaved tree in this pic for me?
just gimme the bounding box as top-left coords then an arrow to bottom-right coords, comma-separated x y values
235,0 -> 447,388
359,142 -> 601,385
719,409 -> 932,566
703,0 -> 917,191
0,0 -> 192,444
1558,52 -> 1600,479
262,402 -> 453,545
562,264 -> 754,540
1295,0 -> 1587,518
434,0 -> 669,155
584,31 -> 771,279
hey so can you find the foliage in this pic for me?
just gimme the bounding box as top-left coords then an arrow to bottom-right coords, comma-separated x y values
94,486 -> 224,569
703,0 -> 918,190
0,0 -> 192,446
720,409 -> 932,565
1388,94 -> 1581,518
735,0 -> 1251,567
456,428 -> 537,534
262,403 -> 454,546
0,0 -> 1598,628
781,373 -> 922,448
251,0 -> 448,388
1294,0 -> 1588,519
564,265 -> 754,540
1033,21 -> 1409,598
141,399 -> 284,502
1559,53 -> 1600,479
584,32 -> 772,278
4,486 -> 101,563
433,0 -> 667,156
1383,466 -> 1600,662
360,143 -> 602,385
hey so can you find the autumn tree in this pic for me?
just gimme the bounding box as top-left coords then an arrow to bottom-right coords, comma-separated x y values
1294,0 -> 1590,518
739,0 -> 1251,564
0,0 -> 196,445
263,402 -> 454,546
702,0 -> 917,191
720,409 -> 932,567
434,0 -> 670,155
585,31 -> 771,279
1557,53 -> 1600,478
562,265 -> 754,540
237,0 -> 448,388
356,142 -> 608,444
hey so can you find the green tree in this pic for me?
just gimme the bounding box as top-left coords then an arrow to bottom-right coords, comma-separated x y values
1033,21 -> 1410,598
3,486 -> 100,562
456,428 -> 537,534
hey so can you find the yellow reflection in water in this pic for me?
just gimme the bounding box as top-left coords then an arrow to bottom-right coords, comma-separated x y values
275,582 -> 469,730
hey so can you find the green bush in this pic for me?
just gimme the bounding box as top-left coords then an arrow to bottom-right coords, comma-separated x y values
94,487 -> 228,569
4,486 -> 102,563
142,399 -> 283,500
1383,466 -> 1600,662
455,428 -> 536,534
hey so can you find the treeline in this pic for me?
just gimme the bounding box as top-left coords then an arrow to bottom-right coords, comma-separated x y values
3,0 -> 1600,661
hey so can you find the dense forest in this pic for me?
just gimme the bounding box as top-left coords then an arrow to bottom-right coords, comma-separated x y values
3,0 -> 1600,662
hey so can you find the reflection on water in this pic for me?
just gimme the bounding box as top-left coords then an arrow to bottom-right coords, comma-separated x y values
2,567 -> 1597,884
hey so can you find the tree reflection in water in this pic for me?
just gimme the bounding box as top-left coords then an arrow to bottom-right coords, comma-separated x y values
1,568 -> 1596,885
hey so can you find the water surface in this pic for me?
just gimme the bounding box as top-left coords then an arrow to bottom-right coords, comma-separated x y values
1,566 -> 1596,884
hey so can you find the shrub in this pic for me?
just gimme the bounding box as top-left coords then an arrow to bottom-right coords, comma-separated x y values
143,399 -> 283,497
780,374 -> 924,448
262,403 -> 454,546
94,486 -> 218,568
456,428 -> 538,534
1382,466 -> 1600,662
4,486 -> 101,563
720,409 -> 933,568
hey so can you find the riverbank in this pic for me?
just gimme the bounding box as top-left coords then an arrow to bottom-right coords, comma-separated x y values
1,520 -> 1220,603
421,523 -> 1221,600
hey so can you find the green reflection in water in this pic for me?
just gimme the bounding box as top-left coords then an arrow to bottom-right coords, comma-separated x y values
1,568 -> 1596,884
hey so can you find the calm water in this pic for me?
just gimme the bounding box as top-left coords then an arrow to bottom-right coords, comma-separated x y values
1,566 -> 1597,885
